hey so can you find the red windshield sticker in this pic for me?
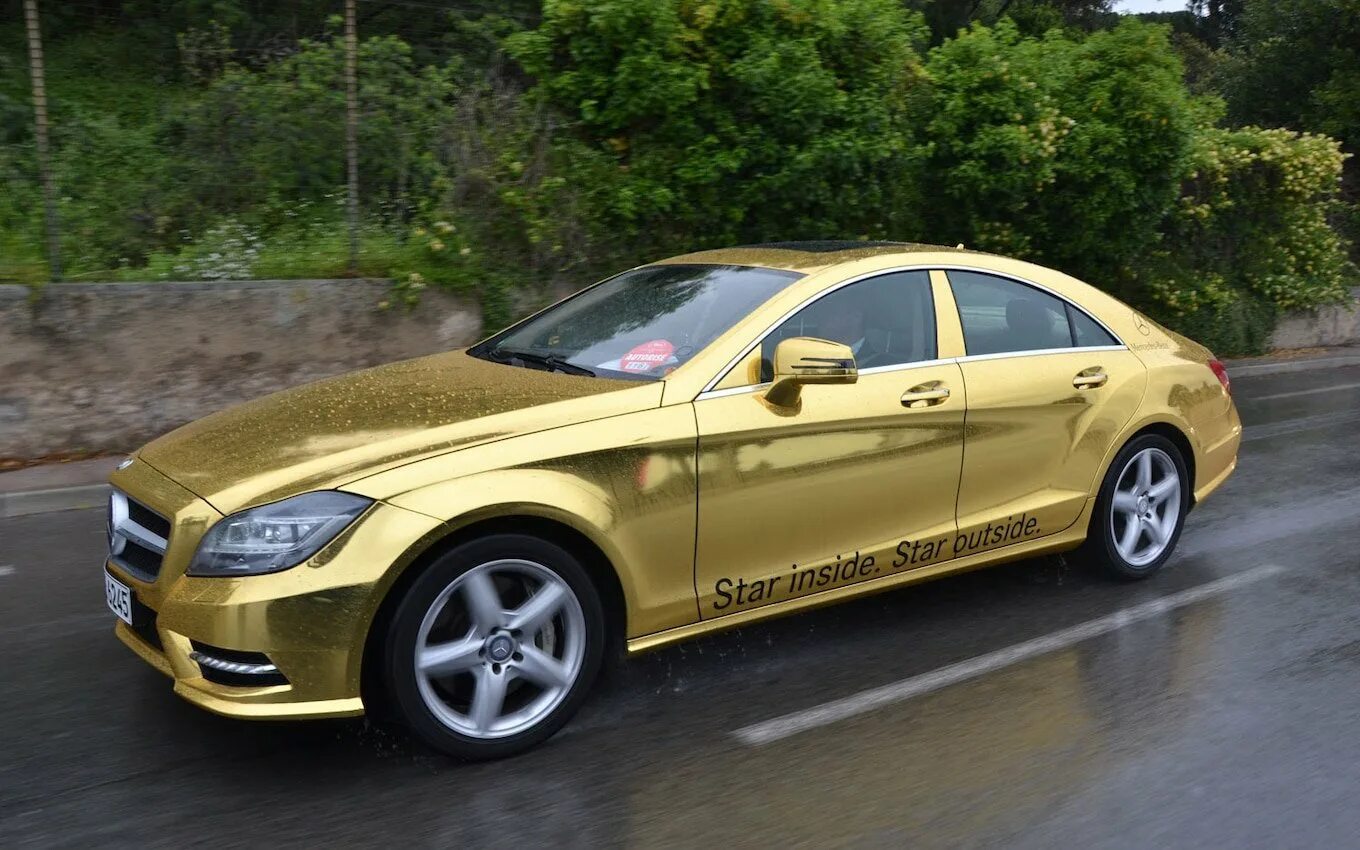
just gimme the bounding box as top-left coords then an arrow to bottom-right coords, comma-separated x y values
620,339 -> 676,373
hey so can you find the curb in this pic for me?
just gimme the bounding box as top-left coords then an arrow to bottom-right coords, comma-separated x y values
0,483 -> 110,519
1226,351 -> 1360,378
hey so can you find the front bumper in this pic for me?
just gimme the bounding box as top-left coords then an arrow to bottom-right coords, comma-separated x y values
107,459 -> 445,720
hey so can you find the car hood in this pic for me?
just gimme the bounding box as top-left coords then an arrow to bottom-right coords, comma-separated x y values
137,350 -> 656,514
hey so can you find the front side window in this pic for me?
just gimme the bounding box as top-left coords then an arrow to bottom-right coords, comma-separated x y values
758,270 -> 937,381
947,270 -> 1115,356
471,264 -> 802,380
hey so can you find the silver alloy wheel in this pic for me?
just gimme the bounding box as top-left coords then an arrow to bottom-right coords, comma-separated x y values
413,559 -> 586,740
1109,447 -> 1182,567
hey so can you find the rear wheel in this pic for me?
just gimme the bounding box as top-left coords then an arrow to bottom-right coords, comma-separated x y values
383,534 -> 605,760
1081,434 -> 1189,580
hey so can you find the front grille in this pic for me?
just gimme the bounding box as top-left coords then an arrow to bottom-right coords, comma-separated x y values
108,490 -> 170,581
127,499 -> 171,539
119,540 -> 164,575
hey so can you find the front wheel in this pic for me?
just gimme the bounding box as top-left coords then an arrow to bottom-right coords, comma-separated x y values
382,534 -> 605,760
1081,434 -> 1190,580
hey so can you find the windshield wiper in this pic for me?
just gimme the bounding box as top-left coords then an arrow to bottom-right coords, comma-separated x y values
488,347 -> 596,377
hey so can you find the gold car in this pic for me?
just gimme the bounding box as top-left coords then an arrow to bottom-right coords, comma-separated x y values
103,242 -> 1240,759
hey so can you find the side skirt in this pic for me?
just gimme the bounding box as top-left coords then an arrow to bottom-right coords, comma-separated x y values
625,497 -> 1096,655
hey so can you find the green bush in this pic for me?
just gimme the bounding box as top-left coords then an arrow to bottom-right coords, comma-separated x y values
507,0 -> 931,251
914,19 -> 1199,294
1217,0 -> 1360,157
383,76 -> 635,327
1140,125 -> 1355,353
906,17 -> 1354,353
1,4 -> 1355,355
120,214 -> 442,285
175,33 -> 457,226
1160,292 -> 1278,358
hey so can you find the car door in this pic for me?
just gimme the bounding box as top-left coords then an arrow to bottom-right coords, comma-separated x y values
692,269 -> 966,620
945,270 -> 1147,556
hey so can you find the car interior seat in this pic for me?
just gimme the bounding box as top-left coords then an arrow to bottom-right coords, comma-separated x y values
1005,297 -> 1063,351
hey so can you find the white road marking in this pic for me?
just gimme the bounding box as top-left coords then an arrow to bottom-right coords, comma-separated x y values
731,564 -> 1283,747
0,564 -> 14,577
1250,380 -> 1360,402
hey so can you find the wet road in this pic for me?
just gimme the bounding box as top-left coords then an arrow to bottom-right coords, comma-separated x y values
3,364 -> 1360,848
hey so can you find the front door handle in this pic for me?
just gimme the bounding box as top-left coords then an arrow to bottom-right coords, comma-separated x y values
1073,370 -> 1108,389
901,385 -> 951,408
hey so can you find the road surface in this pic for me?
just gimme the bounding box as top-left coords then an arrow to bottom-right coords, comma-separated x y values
3,363 -> 1360,847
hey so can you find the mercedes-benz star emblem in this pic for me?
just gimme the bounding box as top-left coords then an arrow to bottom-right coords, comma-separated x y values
488,637 -> 513,662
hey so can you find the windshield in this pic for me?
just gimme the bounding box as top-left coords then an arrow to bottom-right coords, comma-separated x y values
469,264 -> 803,380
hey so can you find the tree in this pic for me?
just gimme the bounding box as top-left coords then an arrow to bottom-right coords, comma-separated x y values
1188,0 -> 1244,46
508,0 -> 932,251
1222,1 -> 1360,148
905,0 -> 1117,42
1216,0 -> 1360,249
916,19 -> 1198,291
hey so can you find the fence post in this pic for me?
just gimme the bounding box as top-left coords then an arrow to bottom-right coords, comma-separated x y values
344,0 -> 360,273
23,0 -> 61,282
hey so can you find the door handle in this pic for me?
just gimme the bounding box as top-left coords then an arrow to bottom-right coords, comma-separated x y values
901,386 -> 951,408
1073,371 -> 1108,389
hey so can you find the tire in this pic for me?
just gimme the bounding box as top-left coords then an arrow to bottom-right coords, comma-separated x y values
1080,433 -> 1190,581
382,533 -> 605,760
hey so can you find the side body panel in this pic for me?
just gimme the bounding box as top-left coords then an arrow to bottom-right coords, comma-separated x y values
353,405 -> 701,638
692,363 -> 966,620
954,349 -> 1148,547
1122,323 -> 1241,501
631,497 -> 1099,653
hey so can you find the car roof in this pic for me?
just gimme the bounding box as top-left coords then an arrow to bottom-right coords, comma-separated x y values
654,241 -> 986,274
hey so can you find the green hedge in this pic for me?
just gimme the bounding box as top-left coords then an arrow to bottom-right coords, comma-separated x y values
1,3 -> 1354,355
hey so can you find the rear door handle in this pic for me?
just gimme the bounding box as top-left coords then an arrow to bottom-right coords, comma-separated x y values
1073,371 -> 1108,389
901,386 -> 950,408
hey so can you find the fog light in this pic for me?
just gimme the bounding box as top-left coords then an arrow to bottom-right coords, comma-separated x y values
190,642 -> 288,686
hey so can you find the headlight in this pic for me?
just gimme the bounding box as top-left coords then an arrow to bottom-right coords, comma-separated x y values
188,491 -> 373,577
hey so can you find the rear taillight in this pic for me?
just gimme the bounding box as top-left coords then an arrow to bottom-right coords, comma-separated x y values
1208,359 -> 1231,395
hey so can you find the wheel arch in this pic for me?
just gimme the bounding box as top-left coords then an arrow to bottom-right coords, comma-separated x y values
1075,417 -> 1198,578
359,509 -> 631,714
1095,417 -> 1199,511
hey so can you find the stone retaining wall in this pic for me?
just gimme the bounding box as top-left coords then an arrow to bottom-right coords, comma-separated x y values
1268,287 -> 1360,350
0,279 -> 481,459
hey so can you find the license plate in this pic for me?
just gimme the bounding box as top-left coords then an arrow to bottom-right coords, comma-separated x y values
105,571 -> 133,625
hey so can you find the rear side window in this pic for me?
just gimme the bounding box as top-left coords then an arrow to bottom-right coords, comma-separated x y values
947,271 -> 1114,356
1066,303 -> 1119,347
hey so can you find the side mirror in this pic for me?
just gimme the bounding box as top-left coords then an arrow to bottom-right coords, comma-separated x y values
765,337 -> 857,407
